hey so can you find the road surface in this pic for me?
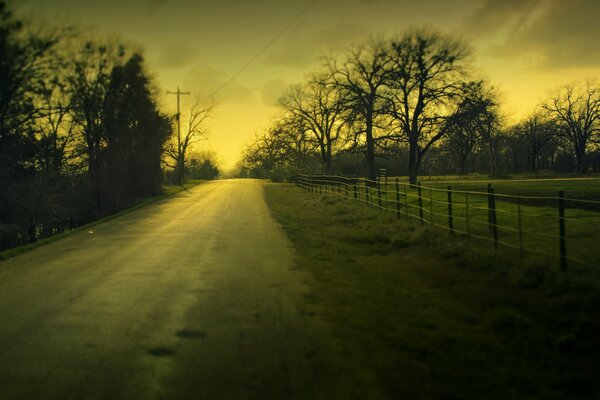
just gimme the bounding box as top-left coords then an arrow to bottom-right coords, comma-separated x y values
0,180 -> 367,399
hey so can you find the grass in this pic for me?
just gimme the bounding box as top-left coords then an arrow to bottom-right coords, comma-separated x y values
0,180 -> 207,261
311,177 -> 600,268
264,183 -> 600,399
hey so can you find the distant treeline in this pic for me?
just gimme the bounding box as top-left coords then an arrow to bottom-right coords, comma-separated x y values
0,2 -> 216,251
236,29 -> 600,182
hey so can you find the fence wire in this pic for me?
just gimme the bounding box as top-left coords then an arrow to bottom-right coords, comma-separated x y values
295,174 -> 600,270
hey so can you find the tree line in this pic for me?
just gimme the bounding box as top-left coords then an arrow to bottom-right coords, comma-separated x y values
236,28 -> 600,182
0,2 -> 216,251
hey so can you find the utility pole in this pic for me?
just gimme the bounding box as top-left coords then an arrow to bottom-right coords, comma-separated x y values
167,87 -> 190,185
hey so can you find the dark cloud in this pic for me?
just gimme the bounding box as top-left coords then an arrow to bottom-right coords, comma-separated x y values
157,38 -> 198,69
147,0 -> 168,15
461,0 -> 540,36
183,64 -> 255,105
465,0 -> 600,69
265,21 -> 369,68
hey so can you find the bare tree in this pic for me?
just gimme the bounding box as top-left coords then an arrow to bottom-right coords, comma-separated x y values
164,102 -> 212,181
385,29 -> 472,184
543,81 -> 600,173
325,38 -> 390,181
279,74 -> 349,171
513,111 -> 556,172
442,81 -> 498,175
36,80 -> 74,174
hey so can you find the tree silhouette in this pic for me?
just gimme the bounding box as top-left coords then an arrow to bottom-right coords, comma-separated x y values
544,81 -> 600,173
326,38 -> 390,181
385,29 -> 472,184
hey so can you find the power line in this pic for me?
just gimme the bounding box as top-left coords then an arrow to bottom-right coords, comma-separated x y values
205,0 -> 317,99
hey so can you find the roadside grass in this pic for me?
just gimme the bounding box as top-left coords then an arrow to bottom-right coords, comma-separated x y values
0,180 -> 207,261
264,183 -> 600,399
324,178 -> 600,268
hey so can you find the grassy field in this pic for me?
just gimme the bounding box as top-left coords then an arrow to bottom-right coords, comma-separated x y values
0,179 -> 207,261
306,176 -> 600,269
264,183 -> 600,399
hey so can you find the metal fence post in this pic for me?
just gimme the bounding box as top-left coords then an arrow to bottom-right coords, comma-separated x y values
395,178 -> 400,219
418,181 -> 424,225
447,185 -> 454,234
558,190 -> 567,271
465,192 -> 470,237
517,197 -> 523,257
487,183 -> 492,231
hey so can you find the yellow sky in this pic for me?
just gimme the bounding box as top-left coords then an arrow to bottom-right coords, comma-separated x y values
18,0 -> 600,170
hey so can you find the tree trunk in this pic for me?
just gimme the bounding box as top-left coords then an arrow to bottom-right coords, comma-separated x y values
365,115 -> 376,183
458,151 -> 468,175
325,142 -> 332,172
408,137 -> 418,185
575,143 -> 587,173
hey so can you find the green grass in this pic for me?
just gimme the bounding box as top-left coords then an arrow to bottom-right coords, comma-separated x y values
314,177 -> 600,268
0,180 -> 207,261
264,183 -> 600,399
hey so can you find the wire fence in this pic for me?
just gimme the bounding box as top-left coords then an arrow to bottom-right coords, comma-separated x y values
294,174 -> 600,270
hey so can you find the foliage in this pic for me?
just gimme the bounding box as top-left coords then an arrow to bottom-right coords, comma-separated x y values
0,2 -> 174,251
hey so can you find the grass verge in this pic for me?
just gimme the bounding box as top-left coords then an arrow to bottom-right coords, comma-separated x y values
0,180 -> 207,261
264,183 -> 600,399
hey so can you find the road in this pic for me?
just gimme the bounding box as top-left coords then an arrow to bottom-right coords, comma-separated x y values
0,180 -> 365,399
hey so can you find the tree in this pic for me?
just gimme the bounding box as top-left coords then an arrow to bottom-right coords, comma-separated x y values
187,151 -> 220,180
103,53 -> 171,210
67,40 -> 127,208
279,74 -> 348,171
543,81 -> 600,173
164,102 -> 212,183
385,29 -> 472,184
442,81 -> 498,175
326,38 -> 390,181
513,111 -> 556,173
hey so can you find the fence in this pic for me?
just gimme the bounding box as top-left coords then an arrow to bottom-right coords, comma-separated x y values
295,174 -> 600,270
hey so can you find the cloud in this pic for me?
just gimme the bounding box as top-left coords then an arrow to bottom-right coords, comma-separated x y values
460,0 -> 541,37
265,21 -> 369,68
157,38 -> 198,69
183,64 -> 255,105
464,0 -> 600,69
259,79 -> 289,107
146,0 -> 168,15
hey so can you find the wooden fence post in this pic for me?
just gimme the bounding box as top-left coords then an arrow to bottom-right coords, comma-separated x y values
490,188 -> 498,248
558,190 -> 567,271
447,185 -> 454,234
365,182 -> 369,205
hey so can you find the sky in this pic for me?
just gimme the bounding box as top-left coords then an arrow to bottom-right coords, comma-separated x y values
15,0 -> 600,170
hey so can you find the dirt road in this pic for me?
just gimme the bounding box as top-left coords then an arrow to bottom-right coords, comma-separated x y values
0,180 -> 364,399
